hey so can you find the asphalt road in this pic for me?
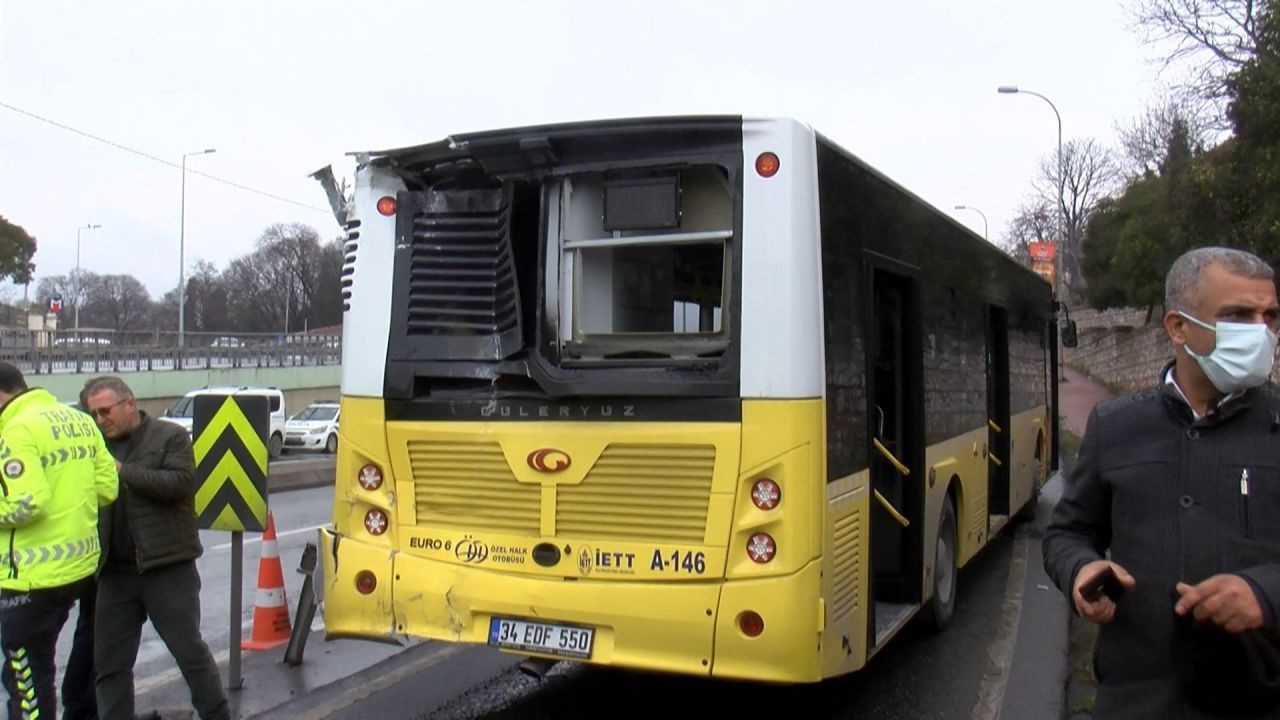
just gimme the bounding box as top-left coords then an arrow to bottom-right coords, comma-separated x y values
371,523 -> 1024,720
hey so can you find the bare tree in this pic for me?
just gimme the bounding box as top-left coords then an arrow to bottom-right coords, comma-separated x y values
311,238 -> 345,328
1127,0 -> 1264,110
82,274 -> 152,332
1033,138 -> 1122,303
185,259 -> 230,332
224,223 -> 341,334
999,198 -> 1057,267
1116,96 -> 1217,177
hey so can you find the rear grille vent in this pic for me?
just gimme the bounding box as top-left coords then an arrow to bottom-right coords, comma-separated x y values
830,510 -> 862,620
405,185 -> 522,359
341,219 -> 361,312
556,444 -> 715,544
408,440 -> 540,535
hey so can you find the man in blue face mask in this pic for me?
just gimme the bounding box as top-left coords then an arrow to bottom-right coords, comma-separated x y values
1045,246 -> 1280,719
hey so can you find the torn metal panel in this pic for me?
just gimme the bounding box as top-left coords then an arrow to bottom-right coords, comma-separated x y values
309,164 -> 350,227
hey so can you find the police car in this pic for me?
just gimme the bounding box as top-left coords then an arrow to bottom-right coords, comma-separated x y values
283,401 -> 340,454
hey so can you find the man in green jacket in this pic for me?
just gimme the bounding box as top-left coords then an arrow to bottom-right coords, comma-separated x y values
0,362 -> 117,719
82,376 -> 228,720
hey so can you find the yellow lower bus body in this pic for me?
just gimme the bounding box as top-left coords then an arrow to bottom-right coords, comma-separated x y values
321,526 -> 824,680
321,397 -> 1045,683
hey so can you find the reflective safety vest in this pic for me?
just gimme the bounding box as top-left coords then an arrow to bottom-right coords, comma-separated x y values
0,388 -> 118,591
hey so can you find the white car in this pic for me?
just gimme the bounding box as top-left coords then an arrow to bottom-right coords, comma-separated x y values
283,401 -> 340,454
160,386 -> 288,458
209,336 -> 245,348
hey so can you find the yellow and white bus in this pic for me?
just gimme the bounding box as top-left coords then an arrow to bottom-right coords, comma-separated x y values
312,116 -> 1057,682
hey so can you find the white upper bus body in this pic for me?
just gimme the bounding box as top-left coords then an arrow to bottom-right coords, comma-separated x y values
322,116 -> 824,402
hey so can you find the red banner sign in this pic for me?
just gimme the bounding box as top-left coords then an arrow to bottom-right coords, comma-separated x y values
1029,241 -> 1055,260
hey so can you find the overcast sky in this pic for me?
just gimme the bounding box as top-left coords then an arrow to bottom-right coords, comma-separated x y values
0,0 -> 1181,301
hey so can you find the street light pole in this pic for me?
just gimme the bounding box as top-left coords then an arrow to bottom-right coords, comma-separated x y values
998,85 -> 1064,298
953,205 -> 988,242
74,223 -> 102,332
179,148 -> 216,348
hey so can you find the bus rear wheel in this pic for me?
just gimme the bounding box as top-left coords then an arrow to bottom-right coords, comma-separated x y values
927,495 -> 958,631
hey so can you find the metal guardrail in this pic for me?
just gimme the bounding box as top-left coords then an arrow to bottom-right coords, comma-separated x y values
0,329 -> 341,375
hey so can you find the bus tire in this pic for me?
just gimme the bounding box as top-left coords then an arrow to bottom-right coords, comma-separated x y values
927,495 -> 958,631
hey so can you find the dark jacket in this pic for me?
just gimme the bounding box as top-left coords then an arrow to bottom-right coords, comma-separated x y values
1044,368 -> 1280,719
101,412 -> 202,572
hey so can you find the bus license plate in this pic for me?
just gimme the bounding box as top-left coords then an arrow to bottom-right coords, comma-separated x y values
487,617 -> 594,659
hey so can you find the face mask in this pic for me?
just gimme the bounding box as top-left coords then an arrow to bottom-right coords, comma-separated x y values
1178,311 -> 1278,393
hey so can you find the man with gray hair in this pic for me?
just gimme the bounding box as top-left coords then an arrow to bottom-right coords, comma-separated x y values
1045,246 -> 1280,718
81,376 -> 228,720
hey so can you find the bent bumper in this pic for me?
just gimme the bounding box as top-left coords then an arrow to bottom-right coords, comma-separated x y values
321,529 -> 824,682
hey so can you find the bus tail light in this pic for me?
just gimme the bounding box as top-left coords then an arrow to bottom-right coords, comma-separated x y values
364,508 -> 388,536
755,152 -> 780,178
376,196 -> 397,216
750,479 -> 781,510
747,533 -> 776,563
358,463 -> 383,491
737,610 -> 765,637
355,570 -> 377,594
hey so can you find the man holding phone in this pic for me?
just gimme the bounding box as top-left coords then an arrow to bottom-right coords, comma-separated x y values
1044,246 -> 1280,718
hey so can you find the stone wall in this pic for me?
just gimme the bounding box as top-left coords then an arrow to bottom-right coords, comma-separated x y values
1064,320 -> 1171,392
1063,306 -> 1280,392
1068,306 -> 1156,331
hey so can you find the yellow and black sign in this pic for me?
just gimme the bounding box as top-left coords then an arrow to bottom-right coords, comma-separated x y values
193,395 -> 268,532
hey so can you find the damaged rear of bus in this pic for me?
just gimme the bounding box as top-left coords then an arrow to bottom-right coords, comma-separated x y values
313,116 -> 830,682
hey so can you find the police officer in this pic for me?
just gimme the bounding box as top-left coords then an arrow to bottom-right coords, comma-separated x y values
0,362 -> 117,719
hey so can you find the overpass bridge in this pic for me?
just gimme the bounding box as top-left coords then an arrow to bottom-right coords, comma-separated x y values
0,329 -> 341,417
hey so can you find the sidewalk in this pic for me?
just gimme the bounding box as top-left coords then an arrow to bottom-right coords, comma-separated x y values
1059,366 -> 1115,439
1054,367 -> 1115,720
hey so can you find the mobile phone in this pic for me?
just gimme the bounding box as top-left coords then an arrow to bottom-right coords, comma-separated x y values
1079,565 -> 1125,603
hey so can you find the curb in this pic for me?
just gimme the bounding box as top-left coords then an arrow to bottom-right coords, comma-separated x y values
267,458 -> 334,494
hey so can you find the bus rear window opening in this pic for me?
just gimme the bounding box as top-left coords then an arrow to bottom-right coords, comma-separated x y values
560,165 -> 733,355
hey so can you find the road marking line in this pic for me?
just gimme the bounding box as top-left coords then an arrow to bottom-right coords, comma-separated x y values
135,615 -> 325,695
207,524 -> 322,552
969,534 -> 1029,720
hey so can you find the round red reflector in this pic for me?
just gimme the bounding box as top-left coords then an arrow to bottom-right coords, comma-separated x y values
755,152 -> 780,178
747,532 -> 776,563
376,196 -> 397,216
751,479 -> 781,510
738,610 -> 765,637
358,463 -> 383,491
364,508 -> 388,536
355,570 -> 377,595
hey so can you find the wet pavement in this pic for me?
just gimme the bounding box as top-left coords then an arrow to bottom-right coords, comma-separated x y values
1059,367 -> 1114,438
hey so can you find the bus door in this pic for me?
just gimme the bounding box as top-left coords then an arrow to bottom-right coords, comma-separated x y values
986,305 -> 1011,525
865,264 -> 924,645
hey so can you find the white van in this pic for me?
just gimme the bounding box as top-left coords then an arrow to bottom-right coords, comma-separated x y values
160,386 -> 288,458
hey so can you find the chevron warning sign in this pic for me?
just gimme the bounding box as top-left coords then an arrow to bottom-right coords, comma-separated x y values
193,395 -> 269,532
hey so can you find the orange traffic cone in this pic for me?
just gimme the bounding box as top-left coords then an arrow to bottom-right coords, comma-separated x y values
243,512 -> 292,650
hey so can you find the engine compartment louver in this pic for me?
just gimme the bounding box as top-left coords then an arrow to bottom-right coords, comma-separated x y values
341,219 -> 361,312
397,185 -> 523,360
